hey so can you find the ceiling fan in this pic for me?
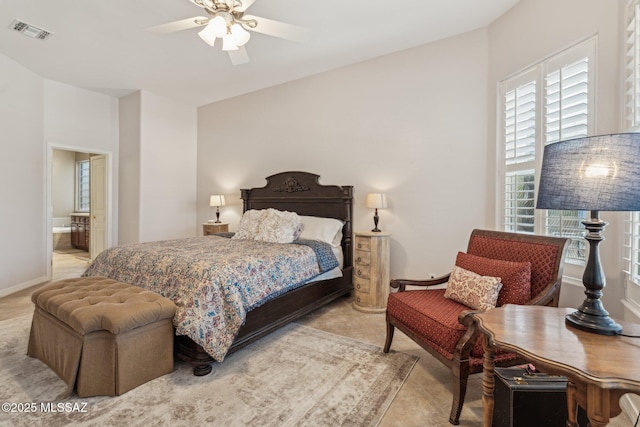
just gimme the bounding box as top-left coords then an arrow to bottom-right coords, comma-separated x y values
146,0 -> 311,65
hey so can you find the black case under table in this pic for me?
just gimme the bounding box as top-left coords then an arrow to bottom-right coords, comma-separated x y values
492,367 -> 588,427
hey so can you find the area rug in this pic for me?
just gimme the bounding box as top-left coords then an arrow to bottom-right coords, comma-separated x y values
0,314 -> 417,426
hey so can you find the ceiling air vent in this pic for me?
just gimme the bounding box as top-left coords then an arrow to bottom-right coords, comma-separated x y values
9,19 -> 53,40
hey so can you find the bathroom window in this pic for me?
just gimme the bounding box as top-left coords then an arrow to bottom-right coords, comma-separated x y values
76,160 -> 90,212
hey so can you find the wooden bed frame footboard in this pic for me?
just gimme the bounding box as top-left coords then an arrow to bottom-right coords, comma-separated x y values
176,171 -> 354,375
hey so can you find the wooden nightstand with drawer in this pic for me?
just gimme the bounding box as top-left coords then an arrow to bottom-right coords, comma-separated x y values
353,231 -> 391,313
202,223 -> 229,236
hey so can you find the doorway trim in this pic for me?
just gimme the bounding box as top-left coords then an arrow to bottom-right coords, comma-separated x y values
46,142 -> 114,279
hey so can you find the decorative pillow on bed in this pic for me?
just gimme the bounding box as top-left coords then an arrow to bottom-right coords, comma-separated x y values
298,216 -> 344,247
254,209 -> 302,244
454,251 -> 531,306
232,209 -> 302,244
232,209 -> 266,240
444,265 -> 503,311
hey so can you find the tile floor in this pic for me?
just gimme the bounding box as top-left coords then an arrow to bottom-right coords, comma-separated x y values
0,253 -> 632,427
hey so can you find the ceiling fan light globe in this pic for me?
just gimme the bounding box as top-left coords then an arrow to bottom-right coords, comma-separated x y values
210,16 -> 228,38
222,34 -> 239,51
197,26 -> 217,46
230,23 -> 250,46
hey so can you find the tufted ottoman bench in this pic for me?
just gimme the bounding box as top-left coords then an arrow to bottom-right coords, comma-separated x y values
27,276 -> 176,397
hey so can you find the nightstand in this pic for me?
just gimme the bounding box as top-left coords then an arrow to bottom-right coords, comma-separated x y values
202,223 -> 229,236
353,231 -> 391,313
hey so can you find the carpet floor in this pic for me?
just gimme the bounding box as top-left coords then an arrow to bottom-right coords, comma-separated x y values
0,315 -> 416,426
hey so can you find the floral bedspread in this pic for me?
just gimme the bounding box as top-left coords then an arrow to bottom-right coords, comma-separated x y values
82,236 -> 336,361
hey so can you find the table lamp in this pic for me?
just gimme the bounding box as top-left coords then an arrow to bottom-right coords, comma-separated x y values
536,133 -> 640,335
209,195 -> 226,223
366,193 -> 388,232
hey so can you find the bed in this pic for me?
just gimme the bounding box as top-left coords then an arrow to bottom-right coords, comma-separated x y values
83,171 -> 353,375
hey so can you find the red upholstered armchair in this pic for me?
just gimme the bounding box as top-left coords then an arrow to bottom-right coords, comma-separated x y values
383,229 -> 570,425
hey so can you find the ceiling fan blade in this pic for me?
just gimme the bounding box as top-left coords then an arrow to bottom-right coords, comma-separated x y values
228,46 -> 250,65
189,0 -> 217,8
236,0 -> 257,12
243,15 -> 311,43
145,16 -> 208,34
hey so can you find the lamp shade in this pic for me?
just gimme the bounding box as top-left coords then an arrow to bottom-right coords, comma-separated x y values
230,23 -> 250,46
222,34 -> 238,51
209,15 -> 228,38
536,133 -> 640,211
366,193 -> 388,209
198,25 -> 217,47
210,195 -> 226,207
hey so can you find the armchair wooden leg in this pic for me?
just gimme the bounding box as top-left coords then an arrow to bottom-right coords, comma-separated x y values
383,320 -> 395,353
449,361 -> 470,425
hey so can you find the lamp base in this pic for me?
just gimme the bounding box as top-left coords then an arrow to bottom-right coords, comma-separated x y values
371,209 -> 381,233
563,213 -> 622,336
565,311 -> 622,336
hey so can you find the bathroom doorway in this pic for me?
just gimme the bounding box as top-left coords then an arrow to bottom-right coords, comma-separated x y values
48,146 -> 111,279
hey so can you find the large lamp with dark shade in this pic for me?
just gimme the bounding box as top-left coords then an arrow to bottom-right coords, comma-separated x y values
536,133 -> 640,335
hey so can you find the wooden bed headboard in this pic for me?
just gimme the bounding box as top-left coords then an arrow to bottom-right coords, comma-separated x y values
240,171 -> 353,268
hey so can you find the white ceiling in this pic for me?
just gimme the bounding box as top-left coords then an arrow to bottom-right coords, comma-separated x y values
0,0 -> 519,106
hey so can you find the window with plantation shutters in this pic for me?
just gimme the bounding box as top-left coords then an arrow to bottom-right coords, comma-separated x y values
625,213 -> 640,292
624,0 -> 640,291
545,59 -> 589,142
504,170 -> 535,233
543,56 -> 590,266
502,71 -> 537,236
504,81 -> 536,166
625,0 -> 640,127
499,38 -> 595,266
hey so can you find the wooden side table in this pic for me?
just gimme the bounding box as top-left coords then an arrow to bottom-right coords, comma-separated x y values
472,305 -> 640,427
202,223 -> 229,236
353,231 -> 391,313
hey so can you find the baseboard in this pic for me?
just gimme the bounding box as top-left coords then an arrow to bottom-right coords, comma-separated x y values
620,394 -> 640,426
0,276 -> 48,299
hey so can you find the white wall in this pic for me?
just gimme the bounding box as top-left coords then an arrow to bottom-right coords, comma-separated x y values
44,80 -> 119,153
1,65 -> 195,294
118,92 -> 142,245
487,0 -> 625,316
197,29 -> 491,280
52,149 -> 75,221
119,91 -> 198,244
139,91 -> 198,242
43,80 -> 120,277
0,53 -> 45,294
0,54 -> 120,297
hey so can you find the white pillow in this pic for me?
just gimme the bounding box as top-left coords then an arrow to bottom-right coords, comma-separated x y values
254,209 -> 302,244
232,209 -> 265,240
298,216 -> 344,247
233,209 -> 302,243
